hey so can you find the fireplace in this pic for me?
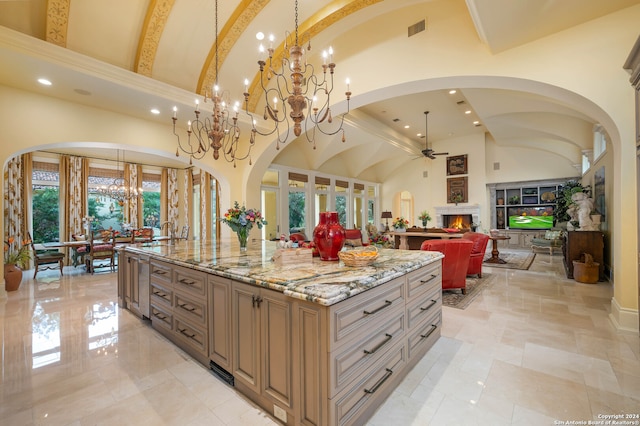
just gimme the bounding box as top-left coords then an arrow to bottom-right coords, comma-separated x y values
442,214 -> 473,229
434,205 -> 480,229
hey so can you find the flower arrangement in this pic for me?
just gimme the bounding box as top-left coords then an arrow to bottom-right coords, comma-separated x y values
418,211 -> 431,227
4,236 -> 32,268
369,233 -> 391,248
220,202 -> 267,250
392,216 -> 409,229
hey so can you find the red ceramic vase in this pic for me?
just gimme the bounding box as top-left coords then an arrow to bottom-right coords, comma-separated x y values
313,212 -> 346,261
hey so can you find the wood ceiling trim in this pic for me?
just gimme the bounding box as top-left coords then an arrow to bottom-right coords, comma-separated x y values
245,0 -> 382,112
134,0 -> 176,77
45,0 -> 71,47
197,0 -> 271,96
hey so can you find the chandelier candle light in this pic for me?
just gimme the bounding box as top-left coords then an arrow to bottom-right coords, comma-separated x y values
243,0 -> 352,150
172,0 -> 252,167
96,150 -> 143,205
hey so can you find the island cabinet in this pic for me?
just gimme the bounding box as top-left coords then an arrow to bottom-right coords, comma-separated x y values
121,244 -> 443,426
231,282 -> 296,422
148,259 -> 210,365
117,250 -> 149,319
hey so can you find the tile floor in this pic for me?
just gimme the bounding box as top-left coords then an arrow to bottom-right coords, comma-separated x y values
1,251 -> 638,425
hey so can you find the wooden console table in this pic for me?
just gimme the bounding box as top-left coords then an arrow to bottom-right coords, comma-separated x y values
389,231 -> 462,250
562,231 -> 605,281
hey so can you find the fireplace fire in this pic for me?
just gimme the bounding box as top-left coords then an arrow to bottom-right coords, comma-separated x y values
443,214 -> 473,230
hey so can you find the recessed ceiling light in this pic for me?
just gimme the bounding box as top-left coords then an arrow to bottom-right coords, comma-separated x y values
417,133 -> 423,137
473,121 -> 481,126
465,110 -> 471,114
38,78 -> 52,86
449,89 -> 457,94
404,125 -> 410,129
150,108 -> 160,115
256,32 -> 264,40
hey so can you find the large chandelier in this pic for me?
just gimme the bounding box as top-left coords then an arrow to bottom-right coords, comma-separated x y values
172,0 -> 253,167
243,0 -> 352,150
96,150 -> 143,205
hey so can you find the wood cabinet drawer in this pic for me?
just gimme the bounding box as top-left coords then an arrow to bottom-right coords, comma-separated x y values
330,277 -> 405,348
331,341 -> 407,426
150,282 -> 173,306
406,262 -> 441,300
174,292 -> 207,326
329,310 -> 405,397
407,310 -> 441,361
150,303 -> 173,331
174,268 -> 207,297
174,316 -> 208,357
150,260 -> 172,284
406,285 -> 441,330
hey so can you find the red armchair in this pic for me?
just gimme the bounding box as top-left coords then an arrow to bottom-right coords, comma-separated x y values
461,232 -> 490,278
421,239 -> 473,294
344,229 -> 368,247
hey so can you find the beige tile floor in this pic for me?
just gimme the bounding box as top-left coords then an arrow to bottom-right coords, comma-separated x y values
1,251 -> 638,425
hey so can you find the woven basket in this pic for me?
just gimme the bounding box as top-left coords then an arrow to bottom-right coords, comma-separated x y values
338,246 -> 379,267
573,253 -> 599,284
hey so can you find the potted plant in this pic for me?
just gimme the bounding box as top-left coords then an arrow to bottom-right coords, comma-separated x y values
418,211 -> 431,229
392,217 -> 409,232
554,180 -> 591,227
508,195 -> 520,205
4,235 -> 32,291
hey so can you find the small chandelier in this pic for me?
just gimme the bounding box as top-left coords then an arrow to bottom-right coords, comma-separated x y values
172,0 -> 253,167
243,0 -> 352,150
96,150 -> 143,205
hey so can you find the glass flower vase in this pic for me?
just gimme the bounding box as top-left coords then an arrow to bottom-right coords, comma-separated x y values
237,227 -> 249,252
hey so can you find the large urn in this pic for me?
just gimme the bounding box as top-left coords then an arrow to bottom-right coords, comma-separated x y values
4,264 -> 23,292
313,212 -> 346,261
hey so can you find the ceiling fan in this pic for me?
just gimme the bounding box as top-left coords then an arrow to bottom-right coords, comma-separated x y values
420,111 -> 448,159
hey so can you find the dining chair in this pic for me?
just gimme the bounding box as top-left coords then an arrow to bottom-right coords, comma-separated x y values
85,229 -> 116,274
28,232 -> 65,278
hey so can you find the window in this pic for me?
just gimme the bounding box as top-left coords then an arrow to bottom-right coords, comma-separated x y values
315,176 -> 330,226
353,183 -> 364,229
261,169 -> 279,240
288,172 -> 307,234
192,174 -> 201,240
88,164 -> 126,232
367,185 -> 376,225
593,124 -> 607,161
142,171 -> 161,234
335,180 -> 349,227
32,161 -> 60,243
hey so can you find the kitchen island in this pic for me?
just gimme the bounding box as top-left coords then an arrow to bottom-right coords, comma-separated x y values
119,240 -> 443,426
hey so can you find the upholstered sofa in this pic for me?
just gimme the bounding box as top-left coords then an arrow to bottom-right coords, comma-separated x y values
421,239 -> 474,294
531,229 -> 564,254
461,232 -> 490,278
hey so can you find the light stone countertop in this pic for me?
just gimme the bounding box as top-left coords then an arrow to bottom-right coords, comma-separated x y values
124,240 -> 443,306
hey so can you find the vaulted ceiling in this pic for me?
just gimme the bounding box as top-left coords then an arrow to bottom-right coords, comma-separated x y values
1,0 -> 638,179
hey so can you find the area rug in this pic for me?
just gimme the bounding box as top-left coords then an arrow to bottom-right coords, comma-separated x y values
483,250 -> 536,270
442,273 -> 497,309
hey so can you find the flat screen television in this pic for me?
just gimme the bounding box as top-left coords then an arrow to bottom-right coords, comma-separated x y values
507,206 -> 554,229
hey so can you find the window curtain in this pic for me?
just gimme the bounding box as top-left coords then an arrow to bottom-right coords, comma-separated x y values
200,171 -> 211,242
60,155 -> 87,243
124,163 -> 141,228
183,168 -> 193,234
160,168 -> 178,234
4,154 -> 30,256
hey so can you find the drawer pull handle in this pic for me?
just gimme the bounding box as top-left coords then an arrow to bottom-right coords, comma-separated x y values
419,274 -> 438,284
364,333 -> 392,355
153,291 -> 167,298
419,300 -> 438,312
178,328 -> 196,339
154,270 -> 168,275
364,368 -> 393,394
179,278 -> 196,286
420,324 -> 438,339
179,303 -> 196,312
153,312 -> 167,320
363,300 -> 392,316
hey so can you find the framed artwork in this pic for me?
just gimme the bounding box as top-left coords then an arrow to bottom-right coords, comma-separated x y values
446,154 -> 467,176
594,166 -> 605,221
447,177 -> 468,204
